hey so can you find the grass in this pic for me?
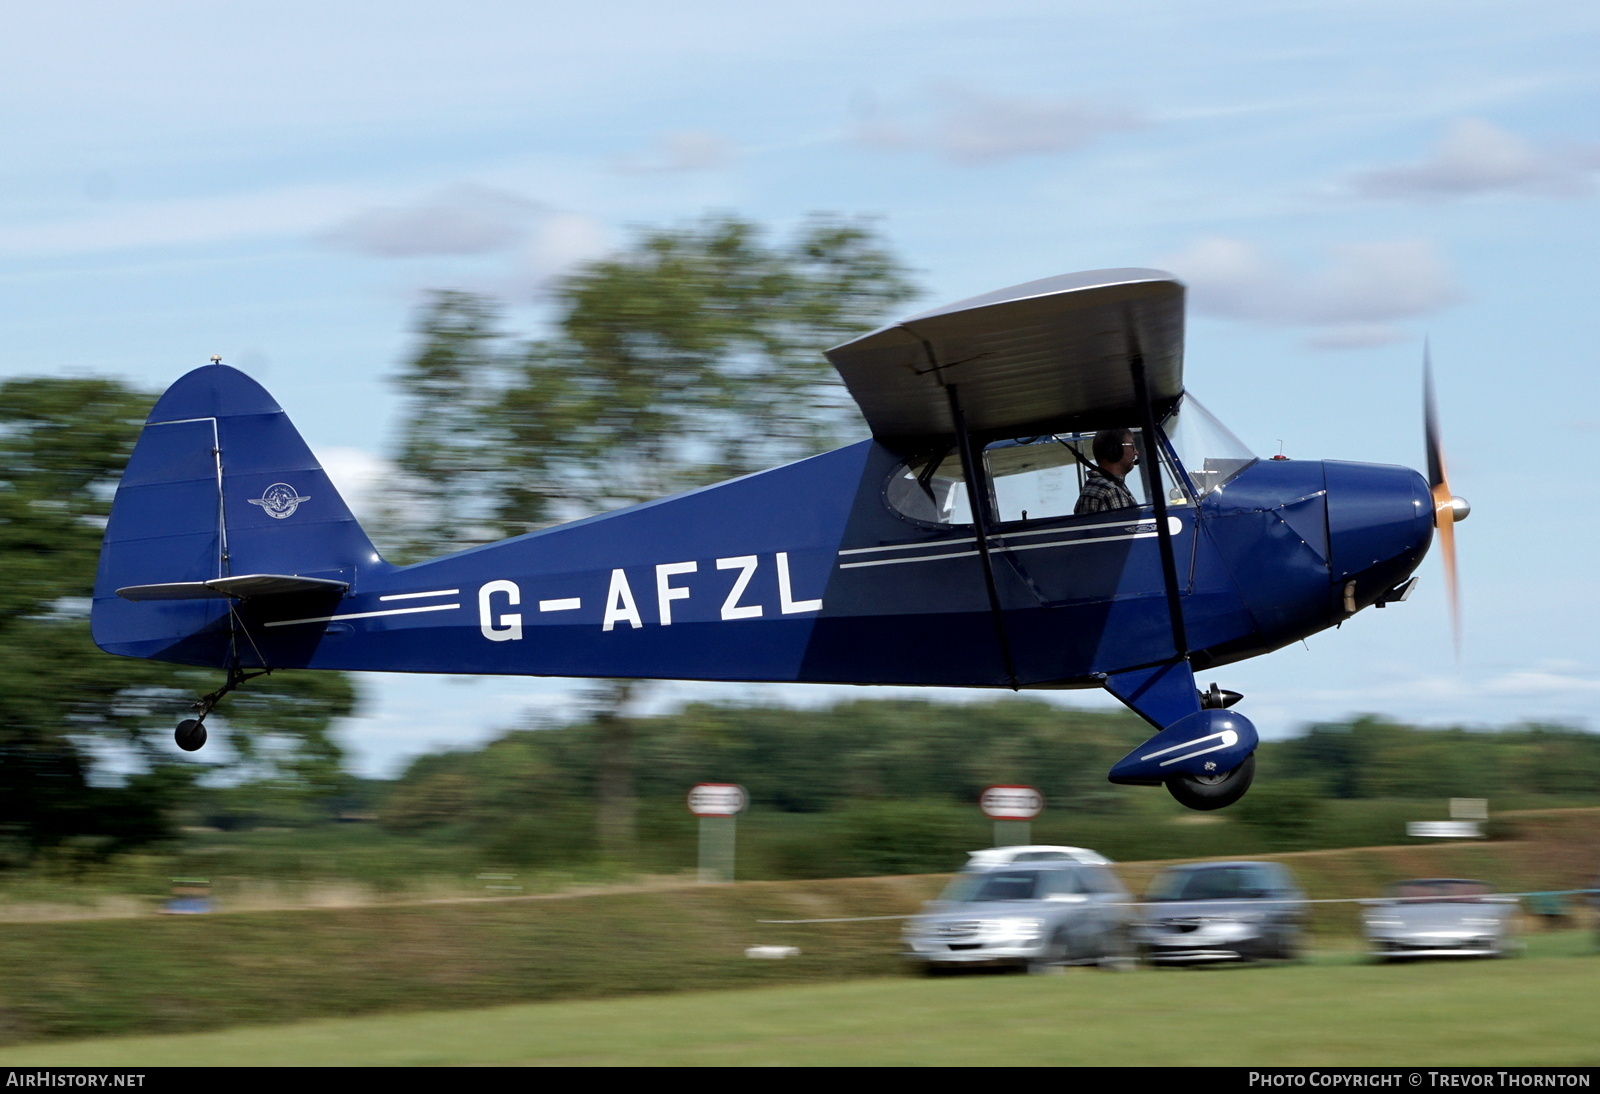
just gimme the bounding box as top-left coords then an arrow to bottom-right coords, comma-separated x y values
0,810 -> 1591,1050
0,874 -> 941,1046
2,932 -> 1594,1066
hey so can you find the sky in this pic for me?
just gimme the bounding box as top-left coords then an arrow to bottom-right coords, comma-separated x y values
5,1 -> 1599,778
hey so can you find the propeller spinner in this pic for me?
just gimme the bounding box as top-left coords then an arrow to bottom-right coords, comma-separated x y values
1424,343 -> 1469,654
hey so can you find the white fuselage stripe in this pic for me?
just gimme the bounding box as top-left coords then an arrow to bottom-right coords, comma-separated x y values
264,603 -> 460,628
839,549 -> 982,569
836,517 -> 1182,569
378,589 -> 461,601
837,536 -> 978,556
837,528 -> 1163,569
835,516 -> 1171,558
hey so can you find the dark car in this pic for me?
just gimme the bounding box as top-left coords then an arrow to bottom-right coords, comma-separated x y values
902,847 -> 1135,973
1133,861 -> 1305,965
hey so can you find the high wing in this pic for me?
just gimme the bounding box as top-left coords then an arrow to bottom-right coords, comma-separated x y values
825,268 -> 1184,445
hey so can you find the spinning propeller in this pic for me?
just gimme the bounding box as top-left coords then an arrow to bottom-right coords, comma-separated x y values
1423,341 -> 1470,656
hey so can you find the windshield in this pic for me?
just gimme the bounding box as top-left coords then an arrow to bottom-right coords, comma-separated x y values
1162,394 -> 1256,497
1146,865 -> 1266,902
938,870 -> 1043,903
1387,879 -> 1492,903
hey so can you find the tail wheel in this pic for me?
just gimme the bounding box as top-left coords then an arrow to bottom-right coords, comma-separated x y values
175,719 -> 208,752
1165,752 -> 1255,811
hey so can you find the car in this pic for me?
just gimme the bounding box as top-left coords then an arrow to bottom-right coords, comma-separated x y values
1362,878 -> 1518,961
1133,861 -> 1305,965
902,847 -> 1134,973
963,845 -> 1114,868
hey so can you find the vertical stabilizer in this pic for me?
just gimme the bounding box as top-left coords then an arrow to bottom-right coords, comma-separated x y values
92,364 -> 380,664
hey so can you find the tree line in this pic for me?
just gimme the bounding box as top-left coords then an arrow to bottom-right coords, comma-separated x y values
378,699 -> 1600,833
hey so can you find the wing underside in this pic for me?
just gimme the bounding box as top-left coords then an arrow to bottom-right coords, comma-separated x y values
826,268 -> 1184,445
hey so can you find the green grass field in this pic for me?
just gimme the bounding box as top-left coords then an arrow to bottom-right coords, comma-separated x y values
0,819 -> 1596,1050
2,933 -> 1593,1066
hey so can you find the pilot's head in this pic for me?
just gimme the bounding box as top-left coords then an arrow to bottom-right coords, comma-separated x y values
1093,428 -> 1137,475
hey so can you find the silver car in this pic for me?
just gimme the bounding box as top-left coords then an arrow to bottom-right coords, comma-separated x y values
902,847 -> 1135,973
1363,878 -> 1518,961
1133,861 -> 1306,965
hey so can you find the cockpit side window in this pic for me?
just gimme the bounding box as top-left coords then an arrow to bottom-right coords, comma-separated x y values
886,429 -> 1188,526
885,447 -> 970,524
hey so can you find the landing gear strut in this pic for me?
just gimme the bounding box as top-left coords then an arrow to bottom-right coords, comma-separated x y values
174,665 -> 270,752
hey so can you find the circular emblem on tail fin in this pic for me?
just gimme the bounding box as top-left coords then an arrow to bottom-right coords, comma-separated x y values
249,482 -> 311,519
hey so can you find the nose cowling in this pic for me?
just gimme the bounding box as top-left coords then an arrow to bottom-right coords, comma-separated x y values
1324,461 -> 1434,611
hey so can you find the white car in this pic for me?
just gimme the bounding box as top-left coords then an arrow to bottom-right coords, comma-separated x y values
903,846 -> 1133,973
1363,879 -> 1518,961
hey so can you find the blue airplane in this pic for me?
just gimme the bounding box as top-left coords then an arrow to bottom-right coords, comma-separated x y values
91,269 -> 1467,809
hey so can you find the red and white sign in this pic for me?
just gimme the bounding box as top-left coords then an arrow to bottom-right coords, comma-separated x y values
980,785 -> 1044,820
688,783 -> 748,817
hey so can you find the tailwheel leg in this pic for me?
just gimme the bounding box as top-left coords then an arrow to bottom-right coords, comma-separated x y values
177,665 -> 270,753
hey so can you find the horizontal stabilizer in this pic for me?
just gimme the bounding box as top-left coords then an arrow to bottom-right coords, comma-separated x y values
116,575 -> 350,601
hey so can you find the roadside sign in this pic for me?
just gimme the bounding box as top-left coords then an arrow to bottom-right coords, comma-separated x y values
688,783 -> 747,817
980,785 -> 1044,820
1407,820 -> 1482,839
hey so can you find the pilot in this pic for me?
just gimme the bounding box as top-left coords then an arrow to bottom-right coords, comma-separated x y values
1075,429 -> 1139,515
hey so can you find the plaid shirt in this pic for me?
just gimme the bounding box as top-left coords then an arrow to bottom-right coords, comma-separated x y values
1075,467 -> 1137,515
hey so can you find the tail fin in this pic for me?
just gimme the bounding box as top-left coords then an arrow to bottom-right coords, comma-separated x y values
92,364 -> 379,664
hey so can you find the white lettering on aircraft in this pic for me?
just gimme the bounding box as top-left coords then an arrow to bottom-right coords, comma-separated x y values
717,556 -> 762,620
603,569 -> 643,631
776,552 -> 822,614
469,552 -> 822,641
655,561 -> 697,625
478,580 -> 523,642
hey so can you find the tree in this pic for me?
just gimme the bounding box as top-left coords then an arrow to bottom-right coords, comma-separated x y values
386,213 -> 917,856
0,377 -> 359,863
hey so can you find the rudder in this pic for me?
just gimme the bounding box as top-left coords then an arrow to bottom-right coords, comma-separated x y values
92,364 -> 380,664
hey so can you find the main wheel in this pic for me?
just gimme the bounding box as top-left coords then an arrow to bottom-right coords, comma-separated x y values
175,719 -> 208,752
1165,752 -> 1255,811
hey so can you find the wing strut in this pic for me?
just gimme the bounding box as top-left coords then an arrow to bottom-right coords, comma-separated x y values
1130,342 -> 1189,659
945,382 -> 1019,689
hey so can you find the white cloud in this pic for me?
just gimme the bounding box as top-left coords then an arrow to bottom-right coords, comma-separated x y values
853,87 -> 1144,165
1348,119 -> 1600,201
321,184 -> 541,257
1306,324 -> 1410,351
936,90 -> 1143,164
1480,669 -> 1600,697
521,212 -> 611,279
0,182 -> 368,258
1158,236 -> 1463,348
468,211 -> 612,299
318,446 -> 392,525
611,130 -> 734,174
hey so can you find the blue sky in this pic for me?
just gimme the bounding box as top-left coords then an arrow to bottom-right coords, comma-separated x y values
6,1 -> 1599,777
